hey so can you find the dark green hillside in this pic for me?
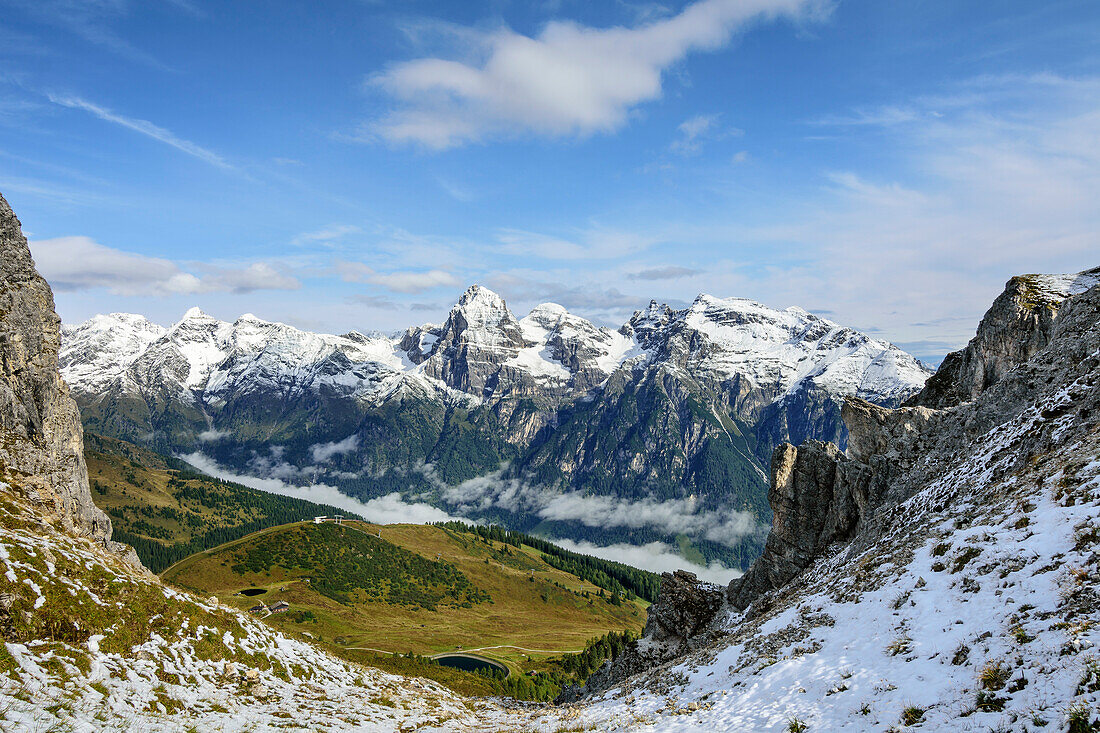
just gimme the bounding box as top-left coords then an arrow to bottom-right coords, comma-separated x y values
85,433 -> 353,572
231,523 -> 489,610
436,522 -> 662,602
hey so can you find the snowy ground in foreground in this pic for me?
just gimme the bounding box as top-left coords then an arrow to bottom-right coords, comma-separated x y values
0,484 -> 528,732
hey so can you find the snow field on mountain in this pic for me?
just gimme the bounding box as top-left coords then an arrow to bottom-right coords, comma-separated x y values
680,295 -> 929,403
60,286 -> 929,416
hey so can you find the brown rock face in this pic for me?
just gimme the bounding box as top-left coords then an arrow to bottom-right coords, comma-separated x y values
727,440 -> 871,609
0,192 -> 138,565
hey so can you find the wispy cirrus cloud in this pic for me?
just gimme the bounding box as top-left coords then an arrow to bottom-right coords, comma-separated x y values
46,94 -> 234,171
340,262 -> 461,293
740,72 -> 1100,360
291,224 -> 362,246
670,113 -> 742,154
3,0 -> 172,69
366,0 -> 826,148
495,227 -> 655,260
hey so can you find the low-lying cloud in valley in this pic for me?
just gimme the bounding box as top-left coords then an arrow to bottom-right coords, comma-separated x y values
179,451 -> 759,580
429,465 -> 763,546
550,538 -> 742,585
180,452 -> 461,525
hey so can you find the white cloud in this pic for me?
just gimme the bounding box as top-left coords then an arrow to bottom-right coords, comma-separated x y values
670,113 -> 742,154
431,465 -> 763,545
31,236 -> 202,296
551,538 -> 742,585
47,94 -> 233,170
368,0 -> 822,148
199,262 -> 300,293
341,263 -> 461,293
310,434 -> 360,463
198,429 -> 229,442
29,236 -> 300,296
181,452 -> 462,525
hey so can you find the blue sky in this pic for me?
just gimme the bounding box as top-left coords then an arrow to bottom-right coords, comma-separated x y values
1,0 -> 1098,363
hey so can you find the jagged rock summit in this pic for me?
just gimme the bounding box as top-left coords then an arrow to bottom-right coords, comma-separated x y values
907,267 -> 1100,409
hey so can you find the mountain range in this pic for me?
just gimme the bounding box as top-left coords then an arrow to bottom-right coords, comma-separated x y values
59,284 -> 930,570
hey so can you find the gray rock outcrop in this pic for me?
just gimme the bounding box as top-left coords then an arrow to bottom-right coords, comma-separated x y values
906,268 -> 1099,409
0,192 -> 140,566
557,570 -> 726,702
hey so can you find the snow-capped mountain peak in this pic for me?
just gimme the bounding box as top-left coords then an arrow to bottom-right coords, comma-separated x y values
626,293 -> 930,405
180,305 -> 210,320
58,312 -> 166,392
61,289 -> 931,412
451,284 -> 514,327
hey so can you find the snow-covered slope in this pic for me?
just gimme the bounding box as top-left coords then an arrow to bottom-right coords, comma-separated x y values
60,313 -> 166,393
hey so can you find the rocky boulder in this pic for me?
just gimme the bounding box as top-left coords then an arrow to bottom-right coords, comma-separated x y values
643,570 -> 726,642
557,570 -> 726,702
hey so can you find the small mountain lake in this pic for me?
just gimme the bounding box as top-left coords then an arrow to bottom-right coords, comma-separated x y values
239,588 -> 268,596
433,654 -> 508,676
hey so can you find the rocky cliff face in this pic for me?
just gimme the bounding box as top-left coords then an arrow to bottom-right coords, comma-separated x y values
0,193 -> 137,565
730,270 -> 1100,612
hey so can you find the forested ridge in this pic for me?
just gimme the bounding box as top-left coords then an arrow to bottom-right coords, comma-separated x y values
86,436 -> 354,572
436,522 -> 661,602
230,523 -> 490,610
